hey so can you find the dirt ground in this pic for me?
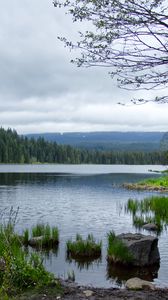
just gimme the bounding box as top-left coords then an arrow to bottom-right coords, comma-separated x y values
61,281 -> 168,300
16,280 -> 168,300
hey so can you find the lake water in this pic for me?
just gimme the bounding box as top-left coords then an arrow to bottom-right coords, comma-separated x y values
0,164 -> 168,288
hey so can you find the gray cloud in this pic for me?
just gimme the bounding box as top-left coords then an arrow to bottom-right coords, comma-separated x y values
0,0 -> 168,133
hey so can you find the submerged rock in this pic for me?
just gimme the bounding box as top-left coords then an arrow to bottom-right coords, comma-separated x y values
117,233 -> 160,266
107,261 -> 159,283
28,236 -> 59,248
126,277 -> 155,290
28,236 -> 43,247
143,223 -> 158,231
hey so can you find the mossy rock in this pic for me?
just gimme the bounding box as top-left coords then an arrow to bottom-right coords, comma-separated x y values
28,236 -> 59,248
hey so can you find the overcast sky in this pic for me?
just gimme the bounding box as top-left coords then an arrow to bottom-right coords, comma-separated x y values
0,0 -> 168,134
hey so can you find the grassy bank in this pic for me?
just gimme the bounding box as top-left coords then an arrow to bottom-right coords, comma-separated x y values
123,175 -> 168,192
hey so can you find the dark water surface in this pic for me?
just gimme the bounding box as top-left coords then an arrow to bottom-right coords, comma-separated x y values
0,164 -> 167,288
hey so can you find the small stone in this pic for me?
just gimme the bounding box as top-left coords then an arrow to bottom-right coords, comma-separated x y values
83,290 -> 93,297
143,223 -> 158,231
126,277 -> 155,290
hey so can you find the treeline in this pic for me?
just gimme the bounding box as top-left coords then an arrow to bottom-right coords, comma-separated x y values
0,128 -> 167,165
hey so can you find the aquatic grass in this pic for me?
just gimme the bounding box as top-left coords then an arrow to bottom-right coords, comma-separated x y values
42,225 -> 59,247
24,224 -> 59,248
107,231 -> 133,264
66,234 -> 102,259
32,224 -> 45,237
23,229 -> 29,246
76,233 -> 82,241
126,196 -> 168,232
132,216 -> 155,229
42,224 -> 51,246
67,270 -> 75,281
52,227 -> 59,243
126,199 -> 139,216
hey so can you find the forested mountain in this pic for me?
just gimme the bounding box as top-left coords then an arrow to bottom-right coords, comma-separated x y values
26,131 -> 164,152
0,128 -> 167,165
160,132 -> 168,151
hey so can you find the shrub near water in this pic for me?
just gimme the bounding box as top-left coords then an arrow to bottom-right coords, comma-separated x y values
0,222 -> 56,297
66,234 -> 102,259
107,231 -> 133,264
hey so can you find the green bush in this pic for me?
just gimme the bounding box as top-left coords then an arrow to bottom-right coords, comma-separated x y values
2,252 -> 54,293
0,212 -> 57,297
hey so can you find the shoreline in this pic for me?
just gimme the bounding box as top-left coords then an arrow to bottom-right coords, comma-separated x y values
60,281 -> 168,300
123,182 -> 168,192
15,279 -> 168,300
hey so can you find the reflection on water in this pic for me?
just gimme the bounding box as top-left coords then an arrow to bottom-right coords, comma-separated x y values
67,256 -> 102,271
107,263 -> 159,286
25,245 -> 59,260
0,165 -> 167,287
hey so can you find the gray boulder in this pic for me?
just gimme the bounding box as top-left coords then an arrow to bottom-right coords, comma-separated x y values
117,233 -> 160,266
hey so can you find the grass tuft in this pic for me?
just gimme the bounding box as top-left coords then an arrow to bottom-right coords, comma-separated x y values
126,196 -> 168,232
23,228 -> 29,246
32,224 -> 45,237
66,234 -> 102,259
107,231 -> 133,264
23,224 -> 59,248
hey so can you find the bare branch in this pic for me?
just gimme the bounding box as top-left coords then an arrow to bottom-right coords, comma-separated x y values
54,0 -> 168,103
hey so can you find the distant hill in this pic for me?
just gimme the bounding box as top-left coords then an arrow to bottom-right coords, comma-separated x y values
160,132 -> 168,151
25,131 -> 164,152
